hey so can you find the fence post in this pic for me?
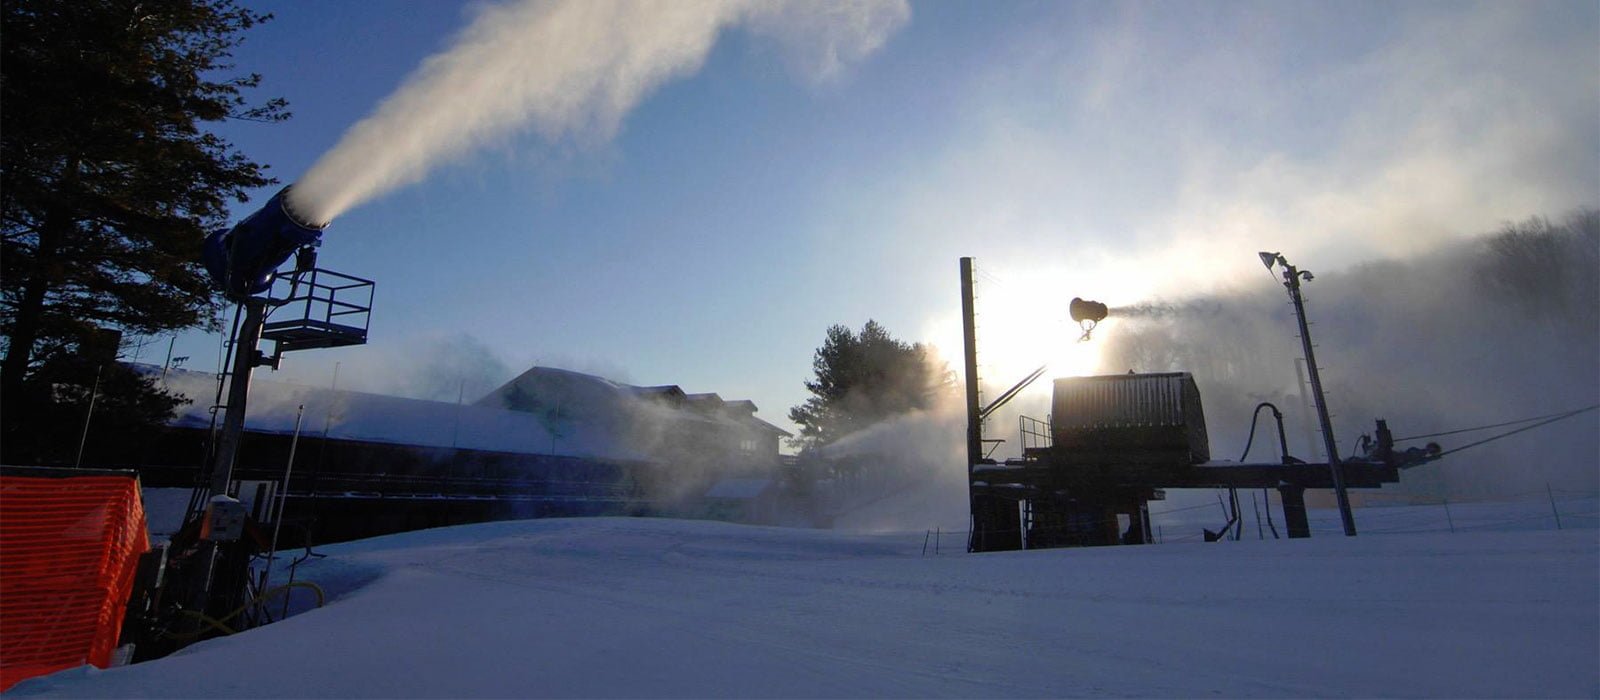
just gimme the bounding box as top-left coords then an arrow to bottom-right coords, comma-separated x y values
922,530 -> 930,556
1442,497 -> 1455,534
1547,484 -> 1563,530
935,527 -> 941,555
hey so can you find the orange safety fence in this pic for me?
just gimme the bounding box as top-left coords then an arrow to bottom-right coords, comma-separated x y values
0,473 -> 149,692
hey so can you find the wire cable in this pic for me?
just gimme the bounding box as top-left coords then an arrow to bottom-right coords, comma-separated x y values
1395,404 -> 1599,442
1433,406 -> 1600,459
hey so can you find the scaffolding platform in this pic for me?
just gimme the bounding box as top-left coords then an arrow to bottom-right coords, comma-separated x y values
260,268 -> 374,353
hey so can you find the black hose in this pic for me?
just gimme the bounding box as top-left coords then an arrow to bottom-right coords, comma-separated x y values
1239,402 -> 1288,462
1238,402 -> 1287,539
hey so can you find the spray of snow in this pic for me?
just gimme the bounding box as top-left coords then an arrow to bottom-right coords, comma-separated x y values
801,393 -> 966,533
811,210 -> 1595,536
1097,210 -> 1599,500
288,0 -> 910,224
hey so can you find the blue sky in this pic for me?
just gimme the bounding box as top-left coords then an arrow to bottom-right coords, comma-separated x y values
150,0 -> 1598,437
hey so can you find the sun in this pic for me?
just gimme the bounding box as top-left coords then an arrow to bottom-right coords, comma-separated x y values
923,261 -> 1150,407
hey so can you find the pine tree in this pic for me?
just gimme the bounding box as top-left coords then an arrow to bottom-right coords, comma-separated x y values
1,0 -> 287,460
788,320 -> 952,450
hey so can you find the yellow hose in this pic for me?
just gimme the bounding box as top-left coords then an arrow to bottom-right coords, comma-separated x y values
163,581 -> 326,640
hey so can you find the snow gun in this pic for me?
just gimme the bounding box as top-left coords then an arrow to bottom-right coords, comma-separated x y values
202,186 -> 326,300
156,185 -> 368,659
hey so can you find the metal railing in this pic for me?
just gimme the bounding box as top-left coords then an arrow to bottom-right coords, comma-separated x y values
1018,414 -> 1052,451
261,268 -> 375,351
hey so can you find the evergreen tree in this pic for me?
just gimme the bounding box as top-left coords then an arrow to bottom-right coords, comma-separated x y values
1,0 -> 287,460
789,320 -> 952,450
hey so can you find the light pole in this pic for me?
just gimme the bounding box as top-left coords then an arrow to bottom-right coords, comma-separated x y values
1259,252 -> 1357,536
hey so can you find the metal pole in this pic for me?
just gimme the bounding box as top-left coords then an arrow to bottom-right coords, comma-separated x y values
261,404 -> 305,599
1293,358 -> 1320,462
1232,489 -> 1244,541
1281,261 -> 1357,536
161,336 -> 176,382
960,257 -> 983,552
210,297 -> 268,498
1547,483 -> 1563,530
960,258 -> 983,467
74,365 -> 104,468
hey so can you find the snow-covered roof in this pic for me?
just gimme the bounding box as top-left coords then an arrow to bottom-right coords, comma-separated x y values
627,385 -> 687,405
684,392 -> 724,407
157,364 -> 790,461
480,366 -> 791,437
158,369 -> 645,462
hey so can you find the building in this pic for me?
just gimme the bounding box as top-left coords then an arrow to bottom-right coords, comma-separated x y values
115,364 -> 790,542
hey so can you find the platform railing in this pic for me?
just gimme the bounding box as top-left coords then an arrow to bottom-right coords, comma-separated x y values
1018,414 -> 1052,451
261,268 -> 375,352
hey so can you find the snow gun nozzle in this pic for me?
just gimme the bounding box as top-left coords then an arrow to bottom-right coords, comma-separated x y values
279,186 -> 329,231
202,185 -> 329,301
1069,297 -> 1109,324
1070,297 -> 1109,341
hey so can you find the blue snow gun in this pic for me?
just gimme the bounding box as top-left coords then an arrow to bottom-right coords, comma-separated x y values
203,186 -> 326,300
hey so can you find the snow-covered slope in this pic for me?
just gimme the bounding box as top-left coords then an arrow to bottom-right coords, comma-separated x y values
12,515 -> 1595,698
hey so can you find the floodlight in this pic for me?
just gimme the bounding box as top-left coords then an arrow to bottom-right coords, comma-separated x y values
1258,251 -> 1281,271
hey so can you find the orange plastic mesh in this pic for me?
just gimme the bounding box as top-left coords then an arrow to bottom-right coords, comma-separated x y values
0,474 -> 149,692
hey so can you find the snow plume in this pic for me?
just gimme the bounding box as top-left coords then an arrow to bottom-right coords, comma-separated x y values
1109,300 -> 1226,320
277,333 -> 516,404
288,0 -> 910,223
617,396 -> 719,504
818,394 -> 970,533
380,333 -> 515,403
1098,209 -> 1599,500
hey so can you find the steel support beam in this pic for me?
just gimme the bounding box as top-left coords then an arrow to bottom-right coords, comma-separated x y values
1278,485 -> 1310,538
210,297 -> 269,497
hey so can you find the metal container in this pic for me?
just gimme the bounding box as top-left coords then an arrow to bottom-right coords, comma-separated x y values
1051,372 -> 1209,466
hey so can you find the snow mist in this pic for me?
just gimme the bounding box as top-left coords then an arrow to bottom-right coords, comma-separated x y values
288,0 -> 911,224
816,210 -> 1596,534
822,395 -> 970,533
1097,210 -> 1599,500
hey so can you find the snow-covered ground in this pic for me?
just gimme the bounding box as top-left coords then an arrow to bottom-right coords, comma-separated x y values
11,507 -> 1597,698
